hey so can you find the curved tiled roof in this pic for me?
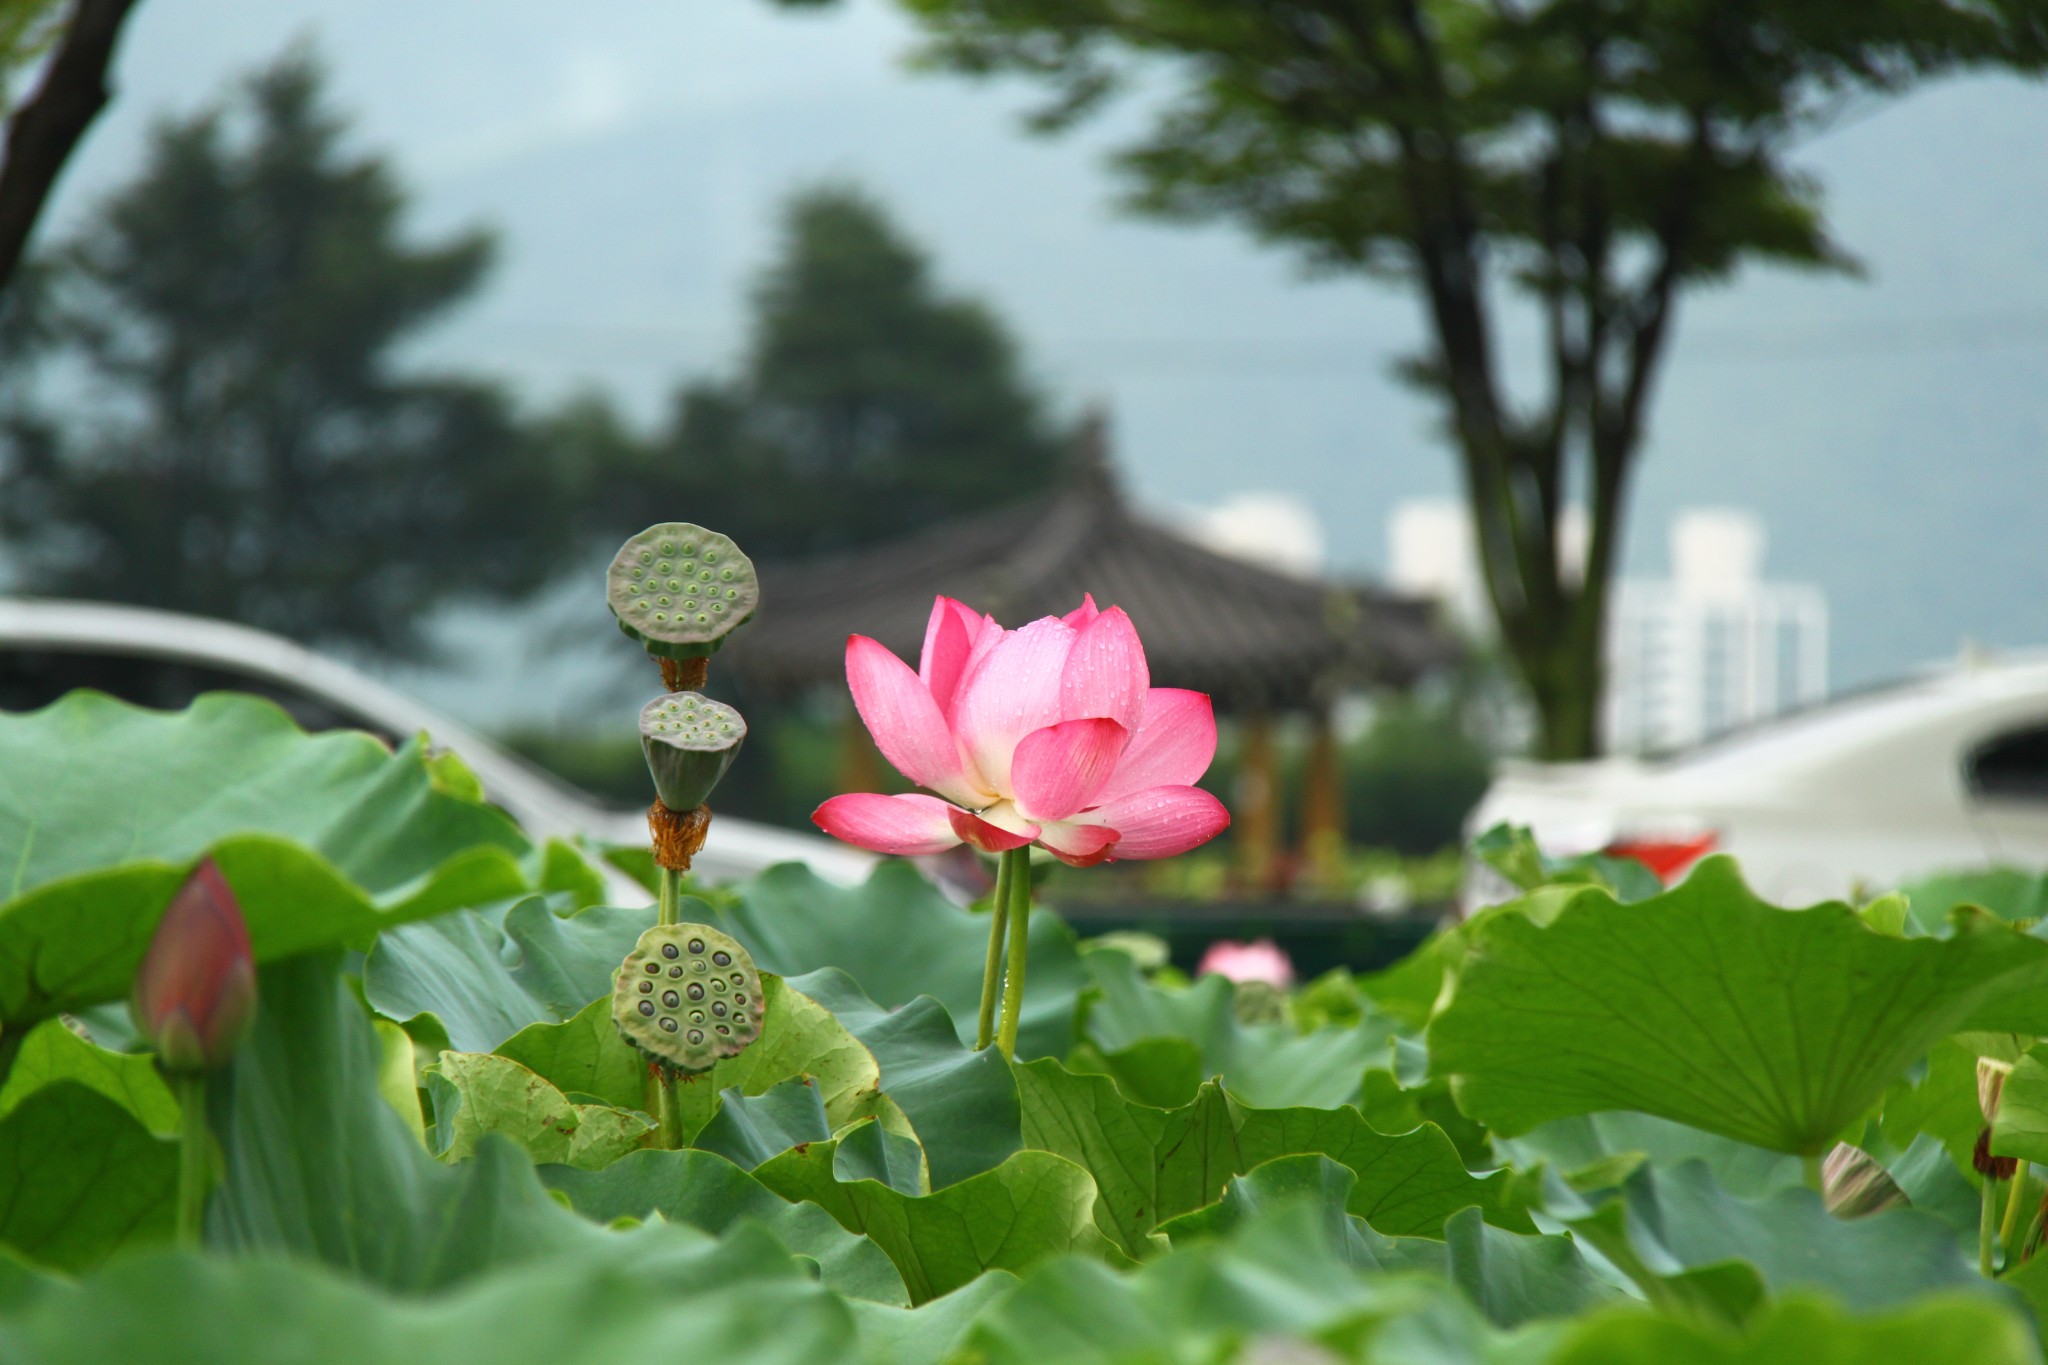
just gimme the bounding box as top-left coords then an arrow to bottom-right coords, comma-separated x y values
721,460 -> 1457,712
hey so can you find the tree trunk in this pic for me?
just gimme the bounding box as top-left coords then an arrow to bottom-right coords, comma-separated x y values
0,0 -> 141,294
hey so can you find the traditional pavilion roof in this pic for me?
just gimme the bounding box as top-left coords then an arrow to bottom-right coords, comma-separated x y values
720,452 -> 1459,713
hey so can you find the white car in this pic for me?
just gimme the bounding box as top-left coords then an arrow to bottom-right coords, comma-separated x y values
1467,650 -> 2048,907
0,598 -> 875,901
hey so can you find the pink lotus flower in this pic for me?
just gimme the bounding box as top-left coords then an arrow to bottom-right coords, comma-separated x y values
814,594 -> 1230,867
1197,938 -> 1295,990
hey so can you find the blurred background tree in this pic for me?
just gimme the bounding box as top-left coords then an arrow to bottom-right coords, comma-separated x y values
0,49 -> 572,656
821,0 -> 2048,758
589,184 -> 1073,558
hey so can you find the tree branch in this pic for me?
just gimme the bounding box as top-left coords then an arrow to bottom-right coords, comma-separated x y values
0,0 -> 139,294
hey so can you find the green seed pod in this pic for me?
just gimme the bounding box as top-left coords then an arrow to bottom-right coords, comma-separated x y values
640,692 -> 747,811
612,924 -> 763,1073
607,524 -> 759,660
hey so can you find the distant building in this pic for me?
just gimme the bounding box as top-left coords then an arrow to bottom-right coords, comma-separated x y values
1388,500 -> 1828,752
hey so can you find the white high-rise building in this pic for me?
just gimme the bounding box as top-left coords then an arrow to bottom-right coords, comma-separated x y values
1387,500 -> 1827,752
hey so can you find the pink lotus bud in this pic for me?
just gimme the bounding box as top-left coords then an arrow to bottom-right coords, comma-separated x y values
1197,938 -> 1295,990
131,859 -> 257,1072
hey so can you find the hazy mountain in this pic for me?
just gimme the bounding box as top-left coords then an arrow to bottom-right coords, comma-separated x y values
33,0 -> 2048,703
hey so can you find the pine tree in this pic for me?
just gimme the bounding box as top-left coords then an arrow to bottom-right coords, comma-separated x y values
0,49 -> 571,655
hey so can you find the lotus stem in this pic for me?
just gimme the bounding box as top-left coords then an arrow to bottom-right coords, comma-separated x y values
1802,1152 -> 1823,1195
656,865 -> 684,1144
2001,1161 -> 2032,1267
1983,1173 -> 2002,1276
975,852 -> 1015,1051
995,848 -> 1033,1060
174,1071 -> 209,1245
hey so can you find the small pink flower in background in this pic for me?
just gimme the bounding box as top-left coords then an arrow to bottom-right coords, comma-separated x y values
813,594 -> 1230,866
1197,938 -> 1295,989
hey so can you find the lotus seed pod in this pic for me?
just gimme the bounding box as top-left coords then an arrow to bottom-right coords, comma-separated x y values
612,923 -> 763,1073
607,524 -> 759,660
640,692 -> 747,812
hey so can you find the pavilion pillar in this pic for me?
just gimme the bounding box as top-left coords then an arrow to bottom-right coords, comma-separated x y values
1298,706 -> 1347,896
1233,711 -> 1279,890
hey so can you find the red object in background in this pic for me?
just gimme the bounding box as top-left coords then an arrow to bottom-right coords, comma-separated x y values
1604,832 -> 1719,884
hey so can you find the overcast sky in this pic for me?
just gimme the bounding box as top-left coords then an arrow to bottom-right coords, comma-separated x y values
38,0 -> 2048,700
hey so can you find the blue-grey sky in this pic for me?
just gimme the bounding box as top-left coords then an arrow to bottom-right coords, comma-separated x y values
39,0 -> 2048,698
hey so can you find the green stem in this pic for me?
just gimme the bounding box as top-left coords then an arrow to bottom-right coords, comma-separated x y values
2001,1161 -> 2032,1268
658,866 -> 683,928
174,1071 -> 209,1245
975,853 -> 1015,1051
1802,1152 -> 1824,1195
658,1066 -> 685,1149
656,866 -> 684,1143
1983,1173 -> 2002,1277
995,848 -> 1033,1060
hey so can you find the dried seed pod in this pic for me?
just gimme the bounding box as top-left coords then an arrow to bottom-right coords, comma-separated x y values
1980,1057 -> 2014,1123
607,524 -> 758,661
1821,1143 -> 1908,1218
1975,1128 -> 2019,1181
612,923 -> 762,1072
640,692 -> 747,812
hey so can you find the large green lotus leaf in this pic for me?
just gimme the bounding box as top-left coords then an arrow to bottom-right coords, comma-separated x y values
1159,1156 -> 1613,1330
0,1225 -> 864,1365
1014,1060 -> 1530,1260
1545,1292 -> 2041,1365
692,1076 -> 834,1170
208,951 -> 615,1290
0,1081 -> 177,1272
0,691 -> 530,897
0,1017 -> 179,1135
701,861 -> 1086,1060
789,968 -> 1021,1189
1429,858 -> 2048,1153
425,1051 -> 652,1171
1992,1044 -> 2048,1165
1903,868 -> 2048,931
364,898 -> 652,1053
1170,1086 -> 1535,1234
1881,1038 -> 1985,1175
1081,951 -> 1390,1109
1498,1111 -> 1803,1200
755,1123 -> 1105,1303
542,1147 -> 907,1304
0,835 -> 527,1028
957,1198 -> 1485,1365
1566,1159 -> 1984,1314
660,973 -> 884,1146
493,994 -> 645,1111
844,1275 -> 1016,1365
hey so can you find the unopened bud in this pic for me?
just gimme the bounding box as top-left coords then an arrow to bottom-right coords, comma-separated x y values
131,859 -> 257,1072
1980,1058 -> 2014,1123
1821,1144 -> 1908,1218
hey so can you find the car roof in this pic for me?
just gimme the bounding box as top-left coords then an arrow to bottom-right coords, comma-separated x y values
0,596 -> 876,886
1661,650 -> 2048,778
